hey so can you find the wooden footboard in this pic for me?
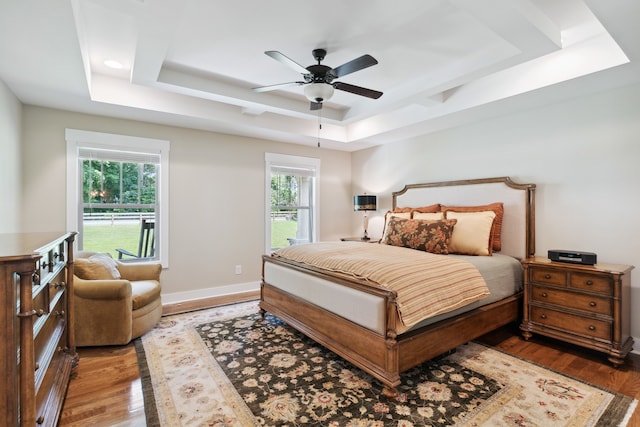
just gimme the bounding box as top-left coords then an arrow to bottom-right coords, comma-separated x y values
260,280 -> 522,398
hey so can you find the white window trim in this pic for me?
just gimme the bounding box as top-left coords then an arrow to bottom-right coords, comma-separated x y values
265,153 -> 320,254
65,128 -> 170,268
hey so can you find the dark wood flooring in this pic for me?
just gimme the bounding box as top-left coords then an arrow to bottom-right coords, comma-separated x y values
59,321 -> 640,426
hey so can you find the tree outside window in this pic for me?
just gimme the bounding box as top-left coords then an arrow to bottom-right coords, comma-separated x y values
265,153 -> 319,253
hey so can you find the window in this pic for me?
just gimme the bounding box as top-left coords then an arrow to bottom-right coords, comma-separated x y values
66,129 -> 170,267
265,153 -> 320,253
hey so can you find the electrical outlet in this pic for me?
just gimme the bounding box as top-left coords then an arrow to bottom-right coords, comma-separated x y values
235,265 -> 242,275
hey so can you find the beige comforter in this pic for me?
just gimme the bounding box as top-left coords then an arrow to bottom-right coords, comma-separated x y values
272,242 -> 490,330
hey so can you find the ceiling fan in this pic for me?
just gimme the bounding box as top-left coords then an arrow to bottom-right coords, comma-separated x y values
252,48 -> 383,110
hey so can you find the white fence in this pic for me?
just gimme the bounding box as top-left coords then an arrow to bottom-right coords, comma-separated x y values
83,212 -> 155,224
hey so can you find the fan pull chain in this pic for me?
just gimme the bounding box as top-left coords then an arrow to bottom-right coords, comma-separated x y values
317,109 -> 322,148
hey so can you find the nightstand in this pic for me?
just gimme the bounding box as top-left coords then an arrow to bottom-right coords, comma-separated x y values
520,257 -> 634,366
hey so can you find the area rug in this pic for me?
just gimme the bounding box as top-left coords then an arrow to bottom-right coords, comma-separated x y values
136,301 -> 637,426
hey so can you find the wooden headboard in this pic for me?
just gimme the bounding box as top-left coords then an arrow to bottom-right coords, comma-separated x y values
392,177 -> 536,259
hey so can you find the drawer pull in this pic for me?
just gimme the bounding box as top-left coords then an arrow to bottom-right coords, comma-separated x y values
36,415 -> 44,425
589,301 -> 596,307
585,280 -> 594,286
588,325 -> 596,331
544,274 -> 551,279
17,309 -> 45,318
32,273 -> 40,285
55,310 -> 65,318
541,292 -> 548,298
41,261 -> 51,270
54,281 -> 66,289
540,314 -> 547,319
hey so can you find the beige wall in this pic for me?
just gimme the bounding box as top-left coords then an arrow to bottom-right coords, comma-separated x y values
0,80 -> 22,232
351,82 -> 640,344
19,106 -> 352,300
8,78 -> 640,346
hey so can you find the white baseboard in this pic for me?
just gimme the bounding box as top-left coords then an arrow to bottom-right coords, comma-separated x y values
632,336 -> 640,355
161,281 -> 260,305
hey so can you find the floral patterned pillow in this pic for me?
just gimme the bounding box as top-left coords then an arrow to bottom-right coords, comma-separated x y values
381,217 -> 457,254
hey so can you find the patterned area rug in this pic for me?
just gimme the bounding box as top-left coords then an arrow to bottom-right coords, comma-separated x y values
136,302 -> 637,426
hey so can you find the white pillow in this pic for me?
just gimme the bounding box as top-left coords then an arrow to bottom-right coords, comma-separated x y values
446,210 -> 496,256
412,211 -> 444,220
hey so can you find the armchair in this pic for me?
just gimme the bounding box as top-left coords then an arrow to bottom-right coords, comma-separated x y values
73,252 -> 162,346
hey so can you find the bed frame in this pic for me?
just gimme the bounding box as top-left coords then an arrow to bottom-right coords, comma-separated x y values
260,177 -> 536,398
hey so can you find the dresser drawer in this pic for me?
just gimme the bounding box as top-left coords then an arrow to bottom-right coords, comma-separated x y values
569,272 -> 612,295
531,286 -> 612,316
531,267 -> 566,286
530,306 -> 611,341
34,295 -> 66,387
47,268 -> 67,309
32,282 -> 49,318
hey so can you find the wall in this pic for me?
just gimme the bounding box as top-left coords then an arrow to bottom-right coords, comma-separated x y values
351,82 -> 640,347
0,80 -> 22,232
19,106 -> 353,301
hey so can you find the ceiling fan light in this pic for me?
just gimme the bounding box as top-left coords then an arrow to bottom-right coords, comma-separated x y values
304,83 -> 334,102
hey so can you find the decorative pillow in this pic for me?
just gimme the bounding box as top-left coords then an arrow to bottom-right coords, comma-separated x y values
75,253 -> 121,280
442,202 -> 504,251
412,211 -> 444,220
380,210 -> 412,240
391,207 -> 414,213
445,210 -> 496,256
411,203 -> 441,213
381,217 -> 457,254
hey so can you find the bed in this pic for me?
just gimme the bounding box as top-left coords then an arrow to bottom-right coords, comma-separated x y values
260,176 -> 536,398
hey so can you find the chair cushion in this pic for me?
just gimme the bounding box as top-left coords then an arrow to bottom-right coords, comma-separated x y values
75,254 -> 121,280
131,280 -> 161,311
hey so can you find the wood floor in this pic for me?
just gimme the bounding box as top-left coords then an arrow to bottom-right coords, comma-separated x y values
59,321 -> 640,427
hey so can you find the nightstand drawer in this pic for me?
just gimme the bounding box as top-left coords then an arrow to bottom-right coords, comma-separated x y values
530,306 -> 611,341
531,286 -> 611,316
569,272 -> 612,295
530,267 -> 566,286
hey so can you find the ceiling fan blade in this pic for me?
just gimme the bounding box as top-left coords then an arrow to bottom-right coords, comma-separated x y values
330,54 -> 378,79
265,51 -> 309,75
333,82 -> 383,99
252,81 -> 305,92
310,101 -> 323,111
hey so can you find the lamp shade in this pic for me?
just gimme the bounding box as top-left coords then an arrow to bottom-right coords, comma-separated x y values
304,83 -> 334,102
354,194 -> 377,211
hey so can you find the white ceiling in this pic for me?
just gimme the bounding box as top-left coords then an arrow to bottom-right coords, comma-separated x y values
1,0 -> 638,151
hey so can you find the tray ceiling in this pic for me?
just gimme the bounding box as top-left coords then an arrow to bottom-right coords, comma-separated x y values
1,0 -> 638,151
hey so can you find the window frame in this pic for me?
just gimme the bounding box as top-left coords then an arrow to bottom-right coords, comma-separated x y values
66,129 -> 170,267
265,153 -> 320,253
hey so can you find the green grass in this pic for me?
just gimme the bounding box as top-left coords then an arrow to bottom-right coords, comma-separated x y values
82,224 -> 140,258
271,220 -> 298,249
82,220 -> 300,256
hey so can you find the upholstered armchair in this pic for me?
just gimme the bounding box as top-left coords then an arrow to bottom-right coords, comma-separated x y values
73,252 -> 162,346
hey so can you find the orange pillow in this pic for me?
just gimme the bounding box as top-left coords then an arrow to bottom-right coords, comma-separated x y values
411,203 -> 441,214
442,203 -> 504,251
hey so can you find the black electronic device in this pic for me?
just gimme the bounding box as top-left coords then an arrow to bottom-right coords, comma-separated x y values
548,249 -> 597,265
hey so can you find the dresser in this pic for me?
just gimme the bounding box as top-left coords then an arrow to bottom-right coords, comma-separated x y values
520,256 -> 634,366
0,232 -> 77,426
